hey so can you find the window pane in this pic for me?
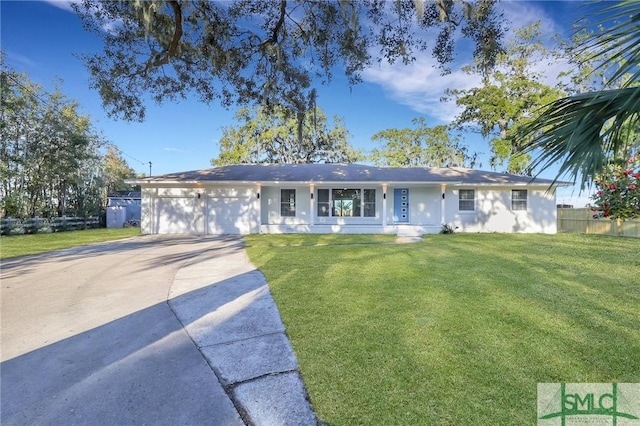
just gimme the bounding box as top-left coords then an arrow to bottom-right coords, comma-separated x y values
280,189 -> 296,217
364,203 -> 376,217
459,189 -> 474,200
363,189 -> 376,217
459,189 -> 475,211
511,190 -> 527,210
364,189 -> 376,202
317,189 -> 329,216
317,189 -> 329,202
317,203 -> 329,216
332,189 -> 361,217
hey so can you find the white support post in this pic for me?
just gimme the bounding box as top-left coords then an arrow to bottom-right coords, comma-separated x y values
382,184 -> 388,227
309,184 -> 315,226
440,184 -> 446,225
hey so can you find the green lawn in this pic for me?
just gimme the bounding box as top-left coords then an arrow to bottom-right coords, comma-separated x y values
0,228 -> 140,259
245,233 -> 640,425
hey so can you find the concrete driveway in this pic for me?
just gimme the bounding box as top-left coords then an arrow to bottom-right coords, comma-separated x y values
1,235 -> 315,425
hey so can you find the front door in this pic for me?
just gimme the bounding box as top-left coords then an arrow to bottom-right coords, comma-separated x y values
393,188 -> 409,222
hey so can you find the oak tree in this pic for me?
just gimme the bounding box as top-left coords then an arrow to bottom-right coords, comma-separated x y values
445,22 -> 562,174
369,118 -> 478,167
212,105 -> 362,165
73,0 -> 504,123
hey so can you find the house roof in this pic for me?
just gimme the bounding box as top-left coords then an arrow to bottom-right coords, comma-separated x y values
107,191 -> 141,199
127,163 -> 570,186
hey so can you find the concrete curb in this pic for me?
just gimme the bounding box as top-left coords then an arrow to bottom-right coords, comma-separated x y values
168,238 -> 317,425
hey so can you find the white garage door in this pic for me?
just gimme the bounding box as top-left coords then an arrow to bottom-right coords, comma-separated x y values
154,197 -> 201,234
207,197 -> 254,234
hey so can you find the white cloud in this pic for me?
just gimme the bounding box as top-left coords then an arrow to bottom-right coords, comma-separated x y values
42,0 -> 79,13
5,50 -> 37,68
500,1 -> 564,38
360,2 -> 574,122
164,147 -> 182,152
362,56 -> 482,123
43,0 -> 122,33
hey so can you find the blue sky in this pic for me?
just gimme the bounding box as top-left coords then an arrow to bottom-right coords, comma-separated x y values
1,0 -> 597,205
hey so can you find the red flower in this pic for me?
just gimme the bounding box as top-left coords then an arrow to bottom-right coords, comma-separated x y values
604,210 -> 611,217
611,184 -> 617,191
635,173 -> 640,179
630,184 -> 637,191
624,169 -> 633,176
597,190 -> 603,196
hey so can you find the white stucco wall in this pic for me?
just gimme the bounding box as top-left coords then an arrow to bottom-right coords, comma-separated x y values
261,185 -> 311,225
445,186 -> 557,234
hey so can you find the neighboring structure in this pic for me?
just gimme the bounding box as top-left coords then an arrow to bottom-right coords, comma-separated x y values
126,164 -> 568,235
106,191 -> 142,228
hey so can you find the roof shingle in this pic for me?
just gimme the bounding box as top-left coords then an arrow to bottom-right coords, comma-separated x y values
131,163 -> 567,186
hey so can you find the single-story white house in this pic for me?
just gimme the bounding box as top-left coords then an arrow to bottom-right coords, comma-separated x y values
126,163 -> 568,235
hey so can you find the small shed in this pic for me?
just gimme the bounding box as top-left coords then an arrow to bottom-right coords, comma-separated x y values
106,191 -> 141,228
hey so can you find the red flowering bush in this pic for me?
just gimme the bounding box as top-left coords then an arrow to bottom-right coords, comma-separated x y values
591,156 -> 640,220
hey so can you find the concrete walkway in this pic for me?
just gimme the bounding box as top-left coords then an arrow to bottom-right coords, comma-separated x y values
167,238 -> 317,425
1,236 -> 316,425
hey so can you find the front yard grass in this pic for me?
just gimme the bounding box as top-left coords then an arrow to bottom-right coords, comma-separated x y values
0,227 -> 140,259
245,233 -> 640,425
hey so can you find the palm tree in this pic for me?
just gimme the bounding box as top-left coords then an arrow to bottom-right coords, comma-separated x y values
520,0 -> 640,188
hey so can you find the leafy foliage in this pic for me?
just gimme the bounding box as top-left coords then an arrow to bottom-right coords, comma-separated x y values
103,146 -> 138,193
212,105 -> 362,165
73,0 -> 504,122
369,118 -> 478,168
0,60 -> 137,218
591,155 -> 640,220
446,22 -> 562,174
520,1 -> 640,188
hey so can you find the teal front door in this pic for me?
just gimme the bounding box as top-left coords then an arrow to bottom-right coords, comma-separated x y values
393,188 -> 409,222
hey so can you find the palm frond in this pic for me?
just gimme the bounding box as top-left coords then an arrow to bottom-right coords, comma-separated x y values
521,87 -> 640,188
577,0 -> 640,87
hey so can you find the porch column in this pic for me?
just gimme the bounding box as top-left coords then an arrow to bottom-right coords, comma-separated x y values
440,184 -> 446,225
382,184 -> 388,226
309,184 -> 314,226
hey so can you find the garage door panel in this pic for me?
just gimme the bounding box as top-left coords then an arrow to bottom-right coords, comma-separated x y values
155,197 -> 199,234
207,197 -> 255,235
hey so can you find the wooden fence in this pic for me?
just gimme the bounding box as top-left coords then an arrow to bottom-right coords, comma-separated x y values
0,217 -> 101,236
557,208 -> 640,238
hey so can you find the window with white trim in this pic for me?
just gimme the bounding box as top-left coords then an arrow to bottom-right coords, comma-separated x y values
363,189 -> 376,217
316,188 -> 376,217
511,189 -> 527,211
280,189 -> 296,217
317,189 -> 330,216
459,189 -> 475,211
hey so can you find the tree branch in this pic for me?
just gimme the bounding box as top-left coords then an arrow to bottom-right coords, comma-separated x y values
146,0 -> 183,71
262,0 -> 287,47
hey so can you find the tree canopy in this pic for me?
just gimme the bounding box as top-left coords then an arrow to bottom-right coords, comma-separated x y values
369,118 -> 478,168
73,0 -> 504,122
212,105 -> 361,165
0,59 -> 138,218
445,22 -> 562,174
